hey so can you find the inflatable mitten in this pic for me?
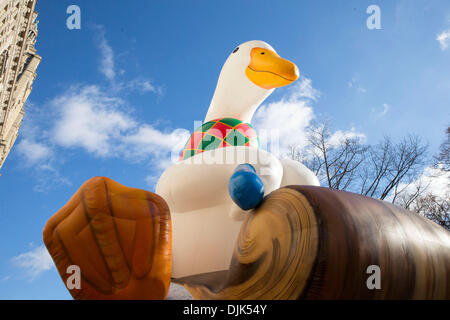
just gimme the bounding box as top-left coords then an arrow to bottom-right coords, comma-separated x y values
43,177 -> 172,300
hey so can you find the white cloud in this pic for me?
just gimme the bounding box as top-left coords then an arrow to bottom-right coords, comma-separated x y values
13,110 -> 73,191
51,85 -> 189,162
16,139 -> 52,165
46,26 -> 170,161
358,87 -> 367,93
425,167 -> 450,199
138,80 -> 157,92
380,103 -> 390,116
437,29 -> 450,51
52,85 -> 134,156
254,99 -> 314,156
115,78 -> 163,96
11,27 -> 172,191
145,174 -> 160,189
17,86 -> 182,190
328,128 -> 366,147
95,26 -> 115,81
122,125 -> 189,162
93,25 -> 162,96
371,103 -> 391,119
47,26 -> 169,160
128,79 -> 161,94
11,245 -> 53,280
289,77 -> 320,101
348,75 -> 367,93
254,76 -> 366,158
392,165 -> 450,213
400,166 -> 450,200
14,113 -> 53,167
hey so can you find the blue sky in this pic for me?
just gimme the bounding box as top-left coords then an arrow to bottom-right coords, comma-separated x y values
0,0 -> 449,299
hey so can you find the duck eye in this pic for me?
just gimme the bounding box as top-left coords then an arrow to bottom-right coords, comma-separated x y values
260,52 -> 265,55
232,47 -> 239,53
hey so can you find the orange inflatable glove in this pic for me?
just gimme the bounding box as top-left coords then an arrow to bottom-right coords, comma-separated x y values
43,177 -> 172,300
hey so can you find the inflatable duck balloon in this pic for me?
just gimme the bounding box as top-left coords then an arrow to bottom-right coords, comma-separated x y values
42,40 -> 450,300
156,40 -> 319,279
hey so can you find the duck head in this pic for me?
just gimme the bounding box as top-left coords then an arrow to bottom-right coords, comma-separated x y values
204,40 -> 299,123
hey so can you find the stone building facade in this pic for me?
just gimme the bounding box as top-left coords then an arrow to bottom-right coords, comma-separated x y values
0,0 -> 40,169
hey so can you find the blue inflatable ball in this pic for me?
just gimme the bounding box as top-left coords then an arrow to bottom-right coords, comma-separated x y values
229,164 -> 265,211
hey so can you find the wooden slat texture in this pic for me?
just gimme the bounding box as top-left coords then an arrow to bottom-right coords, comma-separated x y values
178,186 -> 450,300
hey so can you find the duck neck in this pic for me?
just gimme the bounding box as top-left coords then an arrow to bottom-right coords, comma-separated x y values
204,89 -> 272,123
204,102 -> 256,124
204,70 -> 274,123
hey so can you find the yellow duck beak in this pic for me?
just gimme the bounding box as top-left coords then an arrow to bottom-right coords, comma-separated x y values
245,47 -> 299,89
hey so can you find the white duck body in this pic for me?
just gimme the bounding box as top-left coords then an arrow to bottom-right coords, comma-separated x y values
156,41 -> 319,279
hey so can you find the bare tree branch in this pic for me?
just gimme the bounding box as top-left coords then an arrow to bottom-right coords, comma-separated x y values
292,121 -> 448,229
